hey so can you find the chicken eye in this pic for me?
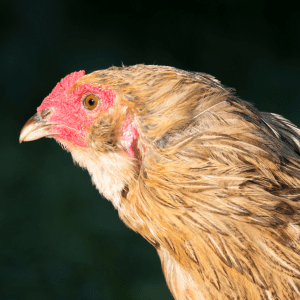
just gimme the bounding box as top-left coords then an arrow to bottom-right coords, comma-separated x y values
83,94 -> 100,110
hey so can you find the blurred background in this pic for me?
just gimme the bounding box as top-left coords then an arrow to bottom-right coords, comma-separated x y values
1,0 -> 300,299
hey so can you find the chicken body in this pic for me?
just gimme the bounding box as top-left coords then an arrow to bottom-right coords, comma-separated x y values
20,65 -> 300,299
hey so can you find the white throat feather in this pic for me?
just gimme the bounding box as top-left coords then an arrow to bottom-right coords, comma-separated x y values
70,148 -> 135,209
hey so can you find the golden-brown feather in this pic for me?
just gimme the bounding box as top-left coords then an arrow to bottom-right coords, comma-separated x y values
76,65 -> 300,299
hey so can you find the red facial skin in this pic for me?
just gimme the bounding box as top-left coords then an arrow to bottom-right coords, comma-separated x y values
121,116 -> 139,158
36,71 -> 138,157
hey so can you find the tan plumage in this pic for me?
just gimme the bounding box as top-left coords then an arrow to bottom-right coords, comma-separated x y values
21,65 -> 300,299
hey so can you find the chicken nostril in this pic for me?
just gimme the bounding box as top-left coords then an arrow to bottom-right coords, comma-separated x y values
40,109 -> 52,119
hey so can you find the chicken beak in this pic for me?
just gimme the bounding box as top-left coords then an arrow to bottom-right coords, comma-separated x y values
19,112 -> 53,143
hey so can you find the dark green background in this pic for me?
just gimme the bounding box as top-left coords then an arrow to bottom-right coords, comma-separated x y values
1,0 -> 300,299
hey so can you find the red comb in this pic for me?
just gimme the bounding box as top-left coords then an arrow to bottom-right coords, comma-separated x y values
50,70 -> 85,97
37,71 -> 85,113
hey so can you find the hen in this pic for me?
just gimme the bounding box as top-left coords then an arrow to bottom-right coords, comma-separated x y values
20,65 -> 300,300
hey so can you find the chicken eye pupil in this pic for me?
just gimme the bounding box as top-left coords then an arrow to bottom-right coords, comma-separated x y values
88,98 -> 95,106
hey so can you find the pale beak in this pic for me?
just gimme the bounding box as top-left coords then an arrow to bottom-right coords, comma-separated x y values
19,111 -> 53,143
